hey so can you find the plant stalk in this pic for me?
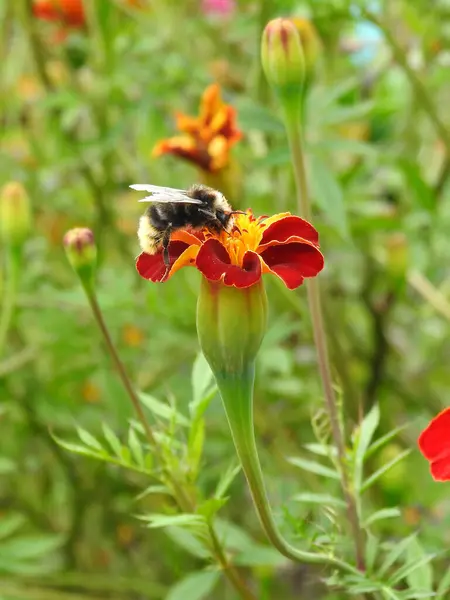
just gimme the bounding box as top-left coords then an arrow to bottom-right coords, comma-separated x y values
0,247 -> 21,358
283,108 -> 366,571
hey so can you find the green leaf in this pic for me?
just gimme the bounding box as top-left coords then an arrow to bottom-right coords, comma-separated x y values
365,424 -> 408,460
323,100 -> 374,126
139,393 -> 189,427
308,153 -> 349,239
436,564 -> 450,599
0,515 -> 25,540
288,456 -> 340,479
128,429 -> 145,468
236,99 -> 284,133
166,526 -> 211,560
365,533 -> 379,573
404,538 -> 433,593
0,458 -> 15,475
292,492 -> 346,508
398,158 -> 435,212
378,535 -> 418,577
166,571 -> 220,600
76,428 -> 103,452
363,508 -> 401,528
361,449 -> 411,493
0,535 -> 62,559
191,352 -> 214,410
197,498 -> 228,521
235,545 -> 287,567
101,423 -> 123,458
139,513 -> 205,529
214,462 -> 241,499
354,404 -> 380,491
388,552 -> 436,587
312,137 -> 377,157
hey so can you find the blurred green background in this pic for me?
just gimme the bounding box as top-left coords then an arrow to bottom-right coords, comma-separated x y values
2,0 -> 450,598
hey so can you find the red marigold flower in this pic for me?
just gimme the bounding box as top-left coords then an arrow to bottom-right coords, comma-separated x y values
136,210 -> 323,289
33,0 -> 85,27
418,408 -> 450,481
152,84 -> 242,173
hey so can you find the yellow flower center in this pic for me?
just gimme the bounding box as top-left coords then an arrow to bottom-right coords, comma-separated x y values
207,212 -> 264,267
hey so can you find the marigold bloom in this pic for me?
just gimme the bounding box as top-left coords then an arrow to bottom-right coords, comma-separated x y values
418,408 -> 450,481
136,210 -> 323,289
33,0 -> 85,27
152,84 -> 242,173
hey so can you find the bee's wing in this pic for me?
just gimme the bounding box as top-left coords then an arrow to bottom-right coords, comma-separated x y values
129,184 -> 203,205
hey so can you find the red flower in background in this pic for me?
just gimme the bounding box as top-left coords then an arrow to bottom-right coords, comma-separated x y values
418,408 -> 450,481
136,210 -> 324,289
33,0 -> 85,27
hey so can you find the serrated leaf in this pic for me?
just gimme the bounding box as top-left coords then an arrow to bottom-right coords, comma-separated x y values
214,462 -> 241,499
166,570 -> 220,600
101,423 -> 123,458
405,538 -> 433,593
308,153 -> 349,238
354,405 -> 380,491
288,456 -> 340,479
361,449 -> 411,493
363,508 -> 401,528
292,493 -> 346,508
303,443 -> 337,457
139,513 -> 205,529
139,393 -> 189,427
52,436 -> 103,459
76,428 -> 103,452
365,424 -> 408,460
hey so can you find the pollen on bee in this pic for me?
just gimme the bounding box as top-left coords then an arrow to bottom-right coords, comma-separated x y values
137,215 -> 162,254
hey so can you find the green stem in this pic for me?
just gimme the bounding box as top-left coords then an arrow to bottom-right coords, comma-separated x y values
283,108 -> 366,571
0,247 -> 21,357
83,287 -> 156,447
216,366 -> 359,576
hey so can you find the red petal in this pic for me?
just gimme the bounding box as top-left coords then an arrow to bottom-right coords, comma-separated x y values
196,239 -> 262,288
259,242 -> 324,289
136,241 -> 191,282
418,408 -> 450,461
430,454 -> 450,482
260,215 -> 319,248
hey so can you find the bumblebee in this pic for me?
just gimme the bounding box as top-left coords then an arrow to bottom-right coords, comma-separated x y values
130,183 -> 237,266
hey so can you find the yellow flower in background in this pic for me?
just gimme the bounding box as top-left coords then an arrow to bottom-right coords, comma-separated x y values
152,84 -> 242,173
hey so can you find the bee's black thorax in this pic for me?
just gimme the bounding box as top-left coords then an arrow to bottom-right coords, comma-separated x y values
146,184 -> 232,233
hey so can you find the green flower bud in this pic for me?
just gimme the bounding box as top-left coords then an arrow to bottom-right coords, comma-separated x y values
0,182 -> 32,248
197,279 -> 268,378
261,18 -> 305,105
290,17 -> 321,84
63,228 -> 97,292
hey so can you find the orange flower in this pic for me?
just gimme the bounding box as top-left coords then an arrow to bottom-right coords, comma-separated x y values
152,84 -> 242,173
136,210 -> 323,289
33,0 -> 85,27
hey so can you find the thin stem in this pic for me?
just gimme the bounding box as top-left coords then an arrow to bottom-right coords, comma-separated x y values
283,109 -> 366,571
0,247 -> 21,357
84,288 -> 156,446
208,523 -> 257,600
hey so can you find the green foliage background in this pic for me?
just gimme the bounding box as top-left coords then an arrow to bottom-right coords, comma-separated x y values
2,0 -> 450,598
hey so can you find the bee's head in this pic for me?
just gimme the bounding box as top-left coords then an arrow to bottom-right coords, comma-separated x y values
211,191 -> 235,232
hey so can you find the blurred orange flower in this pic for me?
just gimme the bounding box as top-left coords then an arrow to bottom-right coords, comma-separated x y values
152,84 -> 242,173
33,0 -> 85,27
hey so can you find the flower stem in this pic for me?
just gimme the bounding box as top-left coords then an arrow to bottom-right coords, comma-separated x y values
283,108 -> 366,571
0,247 -> 21,358
82,286 -> 156,447
216,367 -> 359,576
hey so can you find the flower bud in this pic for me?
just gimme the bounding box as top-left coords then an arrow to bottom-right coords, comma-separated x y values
197,279 -> 268,378
63,228 -> 97,291
261,18 -> 305,101
289,17 -> 321,83
0,182 -> 32,248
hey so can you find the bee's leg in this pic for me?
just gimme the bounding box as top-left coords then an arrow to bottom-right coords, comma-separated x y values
162,226 -> 172,268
